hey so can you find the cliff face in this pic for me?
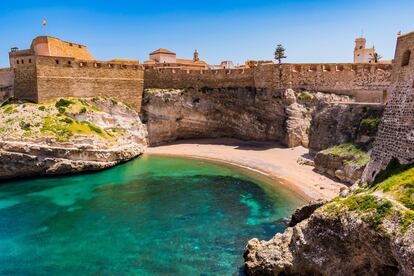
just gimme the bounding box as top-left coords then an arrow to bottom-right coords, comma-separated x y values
141,88 -> 287,146
142,88 -> 352,147
244,167 -> 414,275
0,97 -> 147,179
308,103 -> 384,184
309,103 -> 384,155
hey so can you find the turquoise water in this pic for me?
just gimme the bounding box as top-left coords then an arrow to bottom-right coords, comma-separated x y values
0,155 -> 304,275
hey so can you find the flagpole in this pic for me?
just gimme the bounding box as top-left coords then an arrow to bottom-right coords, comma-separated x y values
42,18 -> 47,36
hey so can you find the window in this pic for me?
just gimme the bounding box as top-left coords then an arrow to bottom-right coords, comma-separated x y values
402,50 -> 411,67
78,45 -> 82,48
68,61 -> 72,65
21,59 -> 24,64
28,59 -> 32,63
16,60 -> 19,64
69,43 -> 73,46
55,59 -> 59,65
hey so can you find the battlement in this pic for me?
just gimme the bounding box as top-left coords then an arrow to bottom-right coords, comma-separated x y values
145,63 -> 392,102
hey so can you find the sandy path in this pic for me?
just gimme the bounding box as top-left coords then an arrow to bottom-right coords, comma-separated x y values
146,138 -> 346,201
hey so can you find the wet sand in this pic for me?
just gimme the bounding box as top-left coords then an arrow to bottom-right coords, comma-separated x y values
146,138 -> 346,201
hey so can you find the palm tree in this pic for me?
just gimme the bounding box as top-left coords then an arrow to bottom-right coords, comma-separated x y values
370,52 -> 383,63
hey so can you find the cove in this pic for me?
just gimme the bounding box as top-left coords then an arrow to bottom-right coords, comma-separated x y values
0,155 -> 305,275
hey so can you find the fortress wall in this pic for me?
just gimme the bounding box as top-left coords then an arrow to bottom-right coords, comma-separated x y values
364,32 -> 414,181
145,63 -> 392,103
144,68 -> 256,89
13,56 -> 144,110
13,61 -> 38,102
0,68 -> 14,100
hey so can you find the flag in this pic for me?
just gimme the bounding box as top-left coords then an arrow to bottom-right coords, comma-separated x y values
42,18 -> 47,27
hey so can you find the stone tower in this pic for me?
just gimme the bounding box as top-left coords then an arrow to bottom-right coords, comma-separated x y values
193,50 -> 199,62
354,37 -> 375,63
363,31 -> 414,182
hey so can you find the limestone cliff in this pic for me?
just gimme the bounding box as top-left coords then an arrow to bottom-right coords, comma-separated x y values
309,103 -> 383,184
309,103 -> 384,155
244,166 -> 414,275
142,88 -> 287,146
0,97 -> 147,179
142,88 -> 351,147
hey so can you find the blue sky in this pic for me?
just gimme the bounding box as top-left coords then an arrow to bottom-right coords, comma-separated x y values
0,0 -> 413,67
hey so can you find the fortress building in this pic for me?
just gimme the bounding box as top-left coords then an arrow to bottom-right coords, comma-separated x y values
7,36 -> 144,110
9,36 -> 94,67
354,37 -> 375,63
144,48 -> 208,70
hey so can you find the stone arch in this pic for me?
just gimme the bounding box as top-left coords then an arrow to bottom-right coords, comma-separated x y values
401,50 -> 411,67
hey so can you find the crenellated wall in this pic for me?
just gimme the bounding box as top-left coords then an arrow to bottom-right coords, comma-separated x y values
13,56 -> 145,110
364,32 -> 414,182
145,63 -> 392,103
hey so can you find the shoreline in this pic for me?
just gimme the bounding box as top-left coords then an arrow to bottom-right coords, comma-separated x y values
146,138 -> 347,201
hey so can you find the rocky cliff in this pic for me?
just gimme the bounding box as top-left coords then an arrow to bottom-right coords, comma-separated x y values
0,97 -> 147,179
309,103 -> 384,155
244,166 -> 414,275
308,103 -> 384,184
142,88 -> 351,147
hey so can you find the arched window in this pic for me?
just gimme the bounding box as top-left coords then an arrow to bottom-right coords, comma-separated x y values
402,50 -> 411,67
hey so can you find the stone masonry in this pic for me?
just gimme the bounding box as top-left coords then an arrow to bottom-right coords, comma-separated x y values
13,56 -> 144,111
145,63 -> 392,103
363,31 -> 414,182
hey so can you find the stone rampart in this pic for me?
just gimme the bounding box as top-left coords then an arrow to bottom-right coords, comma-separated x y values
364,32 -> 414,181
144,68 -> 255,89
145,63 -> 392,103
0,68 -> 13,100
13,56 -> 144,110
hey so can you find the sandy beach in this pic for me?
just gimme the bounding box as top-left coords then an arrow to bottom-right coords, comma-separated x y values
146,138 -> 346,201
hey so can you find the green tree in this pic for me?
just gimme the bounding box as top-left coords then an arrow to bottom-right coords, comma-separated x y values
274,44 -> 287,64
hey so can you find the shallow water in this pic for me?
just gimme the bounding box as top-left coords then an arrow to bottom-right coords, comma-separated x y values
0,155 -> 305,275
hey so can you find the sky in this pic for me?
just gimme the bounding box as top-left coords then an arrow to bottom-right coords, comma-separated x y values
0,0 -> 413,67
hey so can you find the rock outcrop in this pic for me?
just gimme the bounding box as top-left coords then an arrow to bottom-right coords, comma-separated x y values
314,143 -> 370,184
0,97 -> 147,179
244,167 -> 414,275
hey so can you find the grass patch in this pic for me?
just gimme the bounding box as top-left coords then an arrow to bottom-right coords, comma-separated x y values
360,118 -> 381,135
322,143 -> 370,166
297,91 -> 314,101
3,105 -> 16,114
55,98 -> 74,108
372,162 -> 414,211
324,194 -> 393,229
19,121 -> 31,131
41,115 -> 113,142
399,210 -> 414,233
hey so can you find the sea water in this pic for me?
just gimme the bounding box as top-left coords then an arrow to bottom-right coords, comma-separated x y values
0,155 -> 305,275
